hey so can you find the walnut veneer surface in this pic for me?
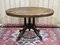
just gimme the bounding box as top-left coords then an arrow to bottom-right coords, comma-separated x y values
6,7 -> 54,17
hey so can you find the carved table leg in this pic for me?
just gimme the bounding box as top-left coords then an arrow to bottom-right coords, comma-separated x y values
16,26 -> 27,41
16,17 -> 42,42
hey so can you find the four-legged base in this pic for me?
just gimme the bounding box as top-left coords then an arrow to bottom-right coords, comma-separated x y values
16,18 -> 42,42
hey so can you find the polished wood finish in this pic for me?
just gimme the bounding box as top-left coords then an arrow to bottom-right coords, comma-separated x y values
6,7 -> 54,17
5,7 -> 54,41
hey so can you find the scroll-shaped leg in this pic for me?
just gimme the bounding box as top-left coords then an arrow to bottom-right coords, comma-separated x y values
16,26 -> 27,41
33,27 -> 42,40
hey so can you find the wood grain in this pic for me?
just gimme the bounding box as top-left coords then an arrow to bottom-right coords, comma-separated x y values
6,7 -> 54,17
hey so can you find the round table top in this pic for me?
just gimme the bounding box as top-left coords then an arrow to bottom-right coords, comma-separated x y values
6,7 -> 54,17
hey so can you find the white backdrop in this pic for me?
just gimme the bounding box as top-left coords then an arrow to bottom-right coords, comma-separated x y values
0,0 -> 60,25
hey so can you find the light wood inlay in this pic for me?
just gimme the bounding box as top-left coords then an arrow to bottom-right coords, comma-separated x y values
6,7 -> 54,17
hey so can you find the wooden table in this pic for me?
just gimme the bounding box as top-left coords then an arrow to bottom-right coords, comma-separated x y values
6,7 -> 54,42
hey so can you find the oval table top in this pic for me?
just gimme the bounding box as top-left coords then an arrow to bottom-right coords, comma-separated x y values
6,7 -> 54,17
